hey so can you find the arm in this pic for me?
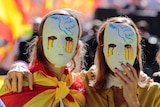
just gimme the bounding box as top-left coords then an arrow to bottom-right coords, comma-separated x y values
4,61 -> 33,93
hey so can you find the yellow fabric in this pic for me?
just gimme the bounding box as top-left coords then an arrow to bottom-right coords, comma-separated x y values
0,0 -> 31,41
23,71 -> 85,107
0,43 -> 11,55
45,0 -> 53,10
80,71 -> 160,107
0,76 -> 5,88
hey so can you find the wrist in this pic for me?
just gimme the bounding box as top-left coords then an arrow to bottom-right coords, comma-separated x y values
127,94 -> 140,107
128,99 -> 140,107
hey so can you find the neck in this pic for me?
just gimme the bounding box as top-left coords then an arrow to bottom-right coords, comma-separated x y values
48,64 -> 65,80
112,86 -> 122,93
112,86 -> 125,107
106,74 -> 122,88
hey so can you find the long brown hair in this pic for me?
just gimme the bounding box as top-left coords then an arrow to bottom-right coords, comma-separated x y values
94,17 -> 142,90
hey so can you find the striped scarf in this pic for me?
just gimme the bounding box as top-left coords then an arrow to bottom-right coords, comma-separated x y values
0,61 -> 85,107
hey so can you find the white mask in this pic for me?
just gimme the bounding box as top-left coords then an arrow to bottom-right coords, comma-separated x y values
42,15 -> 79,67
103,23 -> 137,72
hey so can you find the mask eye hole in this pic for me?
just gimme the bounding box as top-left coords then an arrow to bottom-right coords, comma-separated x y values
48,36 -> 57,40
124,44 -> 134,60
108,44 -> 116,57
48,36 -> 57,49
65,37 -> 73,41
108,44 -> 116,48
65,37 -> 74,53
125,44 -> 131,48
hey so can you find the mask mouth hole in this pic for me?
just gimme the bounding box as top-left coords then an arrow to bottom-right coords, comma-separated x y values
118,61 -> 123,64
58,54 -> 64,56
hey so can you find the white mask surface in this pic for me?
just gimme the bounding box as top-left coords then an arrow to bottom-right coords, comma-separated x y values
42,15 -> 79,67
103,23 -> 137,72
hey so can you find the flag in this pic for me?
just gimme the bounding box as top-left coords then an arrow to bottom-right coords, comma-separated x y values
0,61 -> 85,107
0,0 -> 31,44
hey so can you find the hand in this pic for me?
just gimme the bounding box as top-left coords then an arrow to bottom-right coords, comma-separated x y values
152,71 -> 160,82
114,63 -> 140,107
152,71 -> 160,77
4,71 -> 33,93
4,61 -> 33,93
139,71 -> 153,83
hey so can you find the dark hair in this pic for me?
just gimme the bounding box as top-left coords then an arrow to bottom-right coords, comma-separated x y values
136,20 -> 149,32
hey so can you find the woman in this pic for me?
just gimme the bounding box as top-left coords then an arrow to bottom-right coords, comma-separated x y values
0,9 -> 86,107
82,16 -> 160,107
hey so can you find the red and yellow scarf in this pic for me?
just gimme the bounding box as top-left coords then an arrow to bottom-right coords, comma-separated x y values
0,61 -> 85,107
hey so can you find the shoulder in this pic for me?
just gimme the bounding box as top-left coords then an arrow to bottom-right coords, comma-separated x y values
138,82 -> 160,96
79,65 -> 97,87
148,82 -> 160,90
138,82 -> 160,106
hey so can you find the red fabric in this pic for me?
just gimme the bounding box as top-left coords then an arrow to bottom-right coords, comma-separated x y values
0,21 -> 13,44
29,60 -> 85,94
66,94 -> 75,102
29,60 -> 54,76
15,0 -> 30,24
1,84 -> 56,107
0,61 -> 85,107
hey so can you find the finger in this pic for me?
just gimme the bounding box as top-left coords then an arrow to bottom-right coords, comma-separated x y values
11,74 -> 18,93
150,79 -> 154,82
24,72 -> 33,90
4,76 -> 12,91
114,70 -> 127,86
127,63 -> 138,81
17,72 -> 24,93
121,63 -> 136,82
115,67 -> 129,81
139,71 -> 148,82
121,63 -> 131,76
122,64 -> 134,80
145,77 -> 151,83
114,68 -> 130,84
